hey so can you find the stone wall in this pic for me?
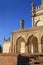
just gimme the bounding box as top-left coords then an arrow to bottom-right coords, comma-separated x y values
3,40 -> 11,53
0,53 -> 43,65
12,26 -> 43,53
0,53 -> 17,65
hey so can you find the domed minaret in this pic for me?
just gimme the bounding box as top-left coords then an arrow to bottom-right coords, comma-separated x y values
31,0 -> 43,27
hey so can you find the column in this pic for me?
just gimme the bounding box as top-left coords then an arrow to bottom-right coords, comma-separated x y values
25,45 -> 28,53
38,43 -> 41,53
15,45 -> 16,54
38,37 -> 41,53
31,44 -> 33,53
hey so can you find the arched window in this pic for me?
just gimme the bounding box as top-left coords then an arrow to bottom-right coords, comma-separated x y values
16,37 -> 26,53
27,35 -> 38,53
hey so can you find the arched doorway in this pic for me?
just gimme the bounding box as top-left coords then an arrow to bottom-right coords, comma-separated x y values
27,35 -> 38,53
41,36 -> 43,53
16,37 -> 26,53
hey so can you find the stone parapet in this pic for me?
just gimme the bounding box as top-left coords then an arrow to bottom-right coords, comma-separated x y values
0,53 -> 43,65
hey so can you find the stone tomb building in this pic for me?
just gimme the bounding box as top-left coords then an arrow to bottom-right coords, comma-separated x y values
3,0 -> 43,54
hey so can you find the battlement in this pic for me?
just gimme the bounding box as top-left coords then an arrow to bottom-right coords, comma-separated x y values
35,5 -> 43,11
35,6 -> 40,10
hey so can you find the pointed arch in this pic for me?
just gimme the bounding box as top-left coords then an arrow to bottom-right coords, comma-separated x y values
16,36 -> 26,53
41,36 -> 43,52
27,35 -> 38,53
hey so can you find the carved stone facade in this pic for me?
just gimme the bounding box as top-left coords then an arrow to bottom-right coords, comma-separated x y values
3,39 -> 11,53
9,26 -> 43,54
3,26 -> 43,53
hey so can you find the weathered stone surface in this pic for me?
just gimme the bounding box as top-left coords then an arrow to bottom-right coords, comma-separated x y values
0,53 -> 43,65
0,53 -> 17,65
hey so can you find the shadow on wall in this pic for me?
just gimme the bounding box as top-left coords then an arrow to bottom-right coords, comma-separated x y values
17,54 -> 30,65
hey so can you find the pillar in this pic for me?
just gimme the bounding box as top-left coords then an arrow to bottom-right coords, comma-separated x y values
15,45 -> 16,54
39,43 -> 41,53
31,44 -> 33,53
38,36 -> 41,53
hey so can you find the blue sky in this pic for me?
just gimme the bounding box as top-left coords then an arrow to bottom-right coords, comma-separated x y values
0,0 -> 41,46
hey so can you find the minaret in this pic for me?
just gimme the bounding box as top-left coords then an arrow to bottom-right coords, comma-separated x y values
20,20 -> 24,29
31,2 -> 35,27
